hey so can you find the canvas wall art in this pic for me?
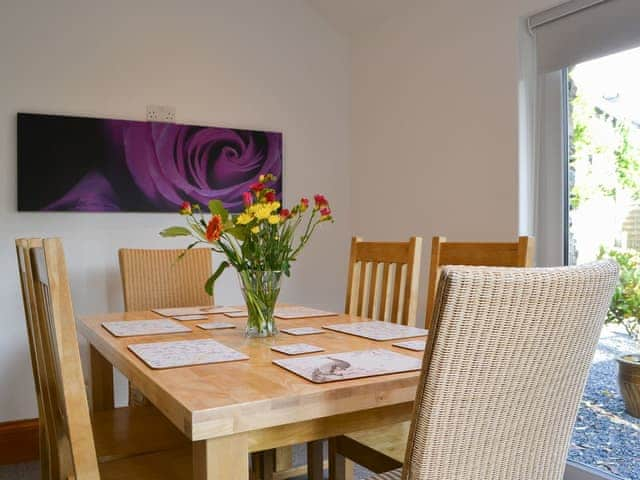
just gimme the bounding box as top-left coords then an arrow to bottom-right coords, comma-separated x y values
17,113 -> 283,212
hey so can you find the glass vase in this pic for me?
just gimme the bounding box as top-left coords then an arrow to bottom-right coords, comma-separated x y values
237,270 -> 282,337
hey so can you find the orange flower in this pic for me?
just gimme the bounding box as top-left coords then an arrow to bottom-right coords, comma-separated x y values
206,214 -> 223,241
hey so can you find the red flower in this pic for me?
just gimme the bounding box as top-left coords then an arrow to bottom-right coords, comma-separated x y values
320,207 -> 332,218
314,194 -> 329,209
300,197 -> 309,212
264,191 -> 276,203
280,208 -> 291,219
250,182 -> 265,192
242,191 -> 253,207
206,214 -> 223,241
180,201 -> 192,215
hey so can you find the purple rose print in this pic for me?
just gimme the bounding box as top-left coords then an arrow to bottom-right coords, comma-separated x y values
17,113 -> 282,213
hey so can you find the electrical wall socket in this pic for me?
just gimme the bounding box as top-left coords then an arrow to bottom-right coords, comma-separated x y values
146,105 -> 176,122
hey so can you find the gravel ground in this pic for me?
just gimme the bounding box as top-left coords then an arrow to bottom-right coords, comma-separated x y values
569,324 -> 640,479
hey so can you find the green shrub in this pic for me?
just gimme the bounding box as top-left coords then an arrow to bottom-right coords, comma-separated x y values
597,245 -> 640,342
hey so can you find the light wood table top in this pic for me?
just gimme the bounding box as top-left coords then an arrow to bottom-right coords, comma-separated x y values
78,311 -> 424,479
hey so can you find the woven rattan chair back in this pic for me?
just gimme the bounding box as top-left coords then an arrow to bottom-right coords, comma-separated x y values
118,248 -> 213,311
403,261 -> 618,480
30,238 -> 100,479
345,236 -> 422,326
425,236 -> 534,329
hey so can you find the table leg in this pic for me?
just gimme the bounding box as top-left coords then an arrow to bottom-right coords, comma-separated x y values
307,440 -> 324,480
90,346 -> 114,412
328,438 -> 354,480
194,433 -> 249,480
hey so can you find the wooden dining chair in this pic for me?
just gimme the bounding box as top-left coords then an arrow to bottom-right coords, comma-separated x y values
345,236 -> 423,325
328,235 -> 534,479
297,236 -> 424,480
18,238 -> 192,479
364,261 -> 617,480
425,235 -> 534,329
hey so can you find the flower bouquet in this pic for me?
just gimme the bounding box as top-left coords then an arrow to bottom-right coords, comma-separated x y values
160,174 -> 333,337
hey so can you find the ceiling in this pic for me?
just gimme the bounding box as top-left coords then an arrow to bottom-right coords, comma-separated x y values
305,0 -> 412,38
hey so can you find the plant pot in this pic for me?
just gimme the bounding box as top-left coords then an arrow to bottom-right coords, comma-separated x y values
618,354 -> 640,418
237,270 -> 282,338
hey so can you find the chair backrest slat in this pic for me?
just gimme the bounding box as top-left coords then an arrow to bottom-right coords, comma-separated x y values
118,248 -> 213,311
345,237 -> 422,326
425,236 -> 534,329
404,261 -> 618,480
30,239 -> 100,480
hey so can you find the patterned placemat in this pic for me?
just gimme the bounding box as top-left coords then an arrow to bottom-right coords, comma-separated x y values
153,306 -> 242,317
271,343 -> 325,355
128,338 -> 249,369
274,306 -> 337,319
281,327 -> 326,336
323,321 -> 428,341
102,319 -> 191,337
393,340 -> 427,351
173,314 -> 208,321
273,349 -> 421,383
197,322 -> 236,330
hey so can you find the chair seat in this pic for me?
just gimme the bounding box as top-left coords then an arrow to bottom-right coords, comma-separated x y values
366,468 -> 402,480
93,405 -> 188,461
99,446 -> 192,479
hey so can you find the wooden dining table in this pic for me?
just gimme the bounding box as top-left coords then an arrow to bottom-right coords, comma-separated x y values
77,310 -> 424,480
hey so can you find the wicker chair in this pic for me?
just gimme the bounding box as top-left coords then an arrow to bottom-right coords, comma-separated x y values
366,261 -> 617,480
118,248 -> 212,406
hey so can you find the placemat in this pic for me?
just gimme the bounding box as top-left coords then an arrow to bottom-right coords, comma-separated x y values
271,343 -> 325,355
393,340 -> 427,351
173,314 -> 208,321
197,322 -> 236,330
273,348 -> 421,383
128,338 -> 249,369
281,327 -> 326,336
153,306 -> 242,316
323,321 -> 428,341
224,310 -> 248,318
274,306 -> 337,319
102,319 -> 190,337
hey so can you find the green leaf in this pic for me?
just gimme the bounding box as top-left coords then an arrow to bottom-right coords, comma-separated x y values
177,241 -> 201,260
205,261 -> 229,296
225,226 -> 247,242
208,200 -> 229,223
160,226 -> 192,237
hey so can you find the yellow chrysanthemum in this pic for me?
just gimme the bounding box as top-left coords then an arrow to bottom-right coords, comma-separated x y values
268,215 -> 280,225
236,212 -> 253,225
251,226 -> 260,234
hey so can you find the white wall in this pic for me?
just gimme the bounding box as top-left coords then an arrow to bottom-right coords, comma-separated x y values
0,0 -> 351,421
350,0 -> 560,323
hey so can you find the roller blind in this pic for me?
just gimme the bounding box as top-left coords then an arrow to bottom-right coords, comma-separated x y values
531,0 -> 640,72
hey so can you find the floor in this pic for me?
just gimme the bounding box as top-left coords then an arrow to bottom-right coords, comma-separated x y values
0,444 -> 374,479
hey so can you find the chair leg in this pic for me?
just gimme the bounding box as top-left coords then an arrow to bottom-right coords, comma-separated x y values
307,440 -> 324,480
328,438 -> 354,480
251,450 -> 275,480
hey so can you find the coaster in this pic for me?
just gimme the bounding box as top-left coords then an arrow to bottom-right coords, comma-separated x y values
273,349 -> 421,383
102,319 -> 190,337
274,306 -> 338,319
323,321 -> 428,341
281,327 -> 326,336
173,314 -> 208,321
197,322 -> 236,330
128,338 -> 248,369
224,311 -> 248,318
153,306 -> 242,317
393,340 -> 426,351
271,343 -> 325,355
